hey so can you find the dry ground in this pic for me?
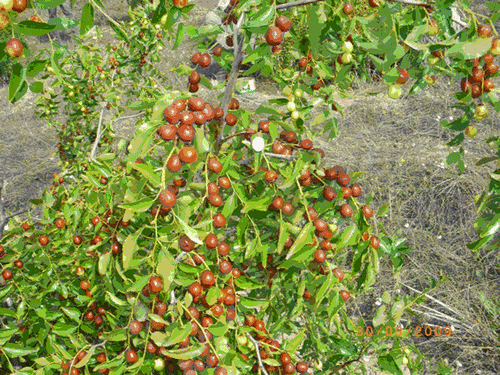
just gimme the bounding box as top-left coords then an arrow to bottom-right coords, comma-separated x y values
1,1 -> 500,374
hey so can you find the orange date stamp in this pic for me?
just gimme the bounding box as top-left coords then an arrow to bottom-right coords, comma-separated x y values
355,325 -> 452,338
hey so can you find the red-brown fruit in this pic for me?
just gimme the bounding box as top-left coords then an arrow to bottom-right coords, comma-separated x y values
129,320 -> 142,335
125,349 -> 138,364
340,290 -> 351,301
340,204 -> 353,218
333,268 -> 344,281
351,184 -> 362,197
276,15 -> 292,32
397,67 -> 409,84
159,188 -> 176,208
201,270 -> 215,287
343,2 -> 353,15
225,113 -> 237,126
149,276 -> 163,293
179,146 -> 198,163
199,54 -> 211,67
189,71 -> 201,85
214,46 -> 222,56
362,205 -> 374,218
158,124 -> 177,141
266,26 -> 283,46
163,105 -> 181,124
167,154 -> 182,172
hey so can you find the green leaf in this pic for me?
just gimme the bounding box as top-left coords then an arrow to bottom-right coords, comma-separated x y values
377,203 -> 389,218
36,0 -> 67,9
0,308 -> 16,318
339,225 -> 360,247
61,307 -> 81,322
245,5 -> 274,28
447,38 -> 492,59
163,344 -> 206,360
255,104 -> 282,116
122,229 -> 143,270
173,23 -> 185,50
80,3 -> 95,36
100,328 -> 127,342
311,110 -> 330,126
378,354 -> 404,375
284,222 -> 314,261
29,81 -> 43,93
17,20 -> 56,37
480,213 -> 500,237
175,213 -> 203,245
130,163 -> 161,186
105,291 -> 128,307
98,251 -> 111,276
308,5 -> 323,55
2,343 -> 36,357
74,346 -> 95,368
476,156 -> 499,166
234,276 -> 265,290
9,64 -> 27,103
161,323 -> 191,347
119,197 -> 153,212
157,250 -> 176,293
284,329 -> 305,353
52,322 -> 78,336
109,20 -> 129,43
0,284 -> 14,299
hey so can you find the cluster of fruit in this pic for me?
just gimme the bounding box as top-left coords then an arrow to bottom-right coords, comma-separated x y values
265,15 -> 292,54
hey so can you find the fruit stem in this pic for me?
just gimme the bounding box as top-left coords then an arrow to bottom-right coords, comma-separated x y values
246,332 -> 270,375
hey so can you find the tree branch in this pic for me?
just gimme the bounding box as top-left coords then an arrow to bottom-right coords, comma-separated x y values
214,13 -> 246,155
246,333 -> 269,375
276,0 -> 325,11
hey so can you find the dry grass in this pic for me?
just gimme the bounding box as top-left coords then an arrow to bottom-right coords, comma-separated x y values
1,0 -> 500,374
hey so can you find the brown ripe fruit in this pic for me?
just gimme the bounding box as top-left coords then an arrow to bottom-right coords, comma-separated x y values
484,62 -> 498,76
266,26 -> 283,46
213,213 -> 226,229
189,71 -> 201,85
188,97 -> 205,111
164,105 -> 181,124
472,67 -> 484,82
296,362 -> 308,374
188,282 -> 203,297
207,182 -> 219,195
5,38 -> 23,58
12,0 -> 27,13
205,233 -> 218,249
179,146 -> 198,163
340,290 -> 351,301
314,218 -> 328,232
272,196 -> 284,210
343,2 -> 353,15
397,67 -> 409,84
272,140 -> 285,154
370,236 -> 380,249
304,207 -> 318,221
300,139 -> 313,149
219,260 -> 232,274
55,218 -> 65,228
340,204 -> 353,218
461,78 -> 471,93
208,158 -> 223,173
21,222 -> 29,231
158,124 -> 177,141
483,78 -> 494,92
362,205 -> 374,218
217,242 -> 230,256
39,235 -> 49,245
483,51 -> 494,65
218,176 -> 231,189
80,280 -> 90,290
323,186 -> 337,201
314,249 -> 326,263
471,84 -> 482,98
206,353 -> 219,368
245,314 -> 256,326
201,270 -> 215,287
303,289 -> 311,299
333,268 -> 344,281
208,194 -> 223,207
280,352 -> 292,365
282,203 -> 294,216
341,186 -> 352,199
129,320 -> 142,334
351,184 -> 362,197
214,46 -> 223,56
337,173 -> 350,187
177,124 -> 195,142
298,57 -> 308,68
2,269 -> 13,280
276,15 -> 292,32
266,170 -> 278,182
225,113 -> 237,126
159,189 -> 176,208
199,54 -> 211,67
478,24 -> 492,38
167,154 -> 182,172
149,276 -> 163,293
179,235 -> 195,252
125,349 -> 138,364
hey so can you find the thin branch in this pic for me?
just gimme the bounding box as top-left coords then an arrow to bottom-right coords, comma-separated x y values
238,152 -> 296,165
215,13 -> 246,154
246,333 -> 269,375
276,0 -> 325,11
